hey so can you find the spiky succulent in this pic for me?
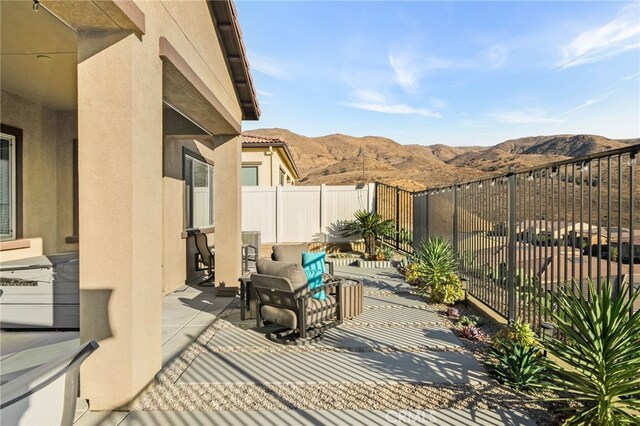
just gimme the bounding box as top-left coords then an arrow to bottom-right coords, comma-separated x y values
459,326 -> 487,341
490,340 -> 547,392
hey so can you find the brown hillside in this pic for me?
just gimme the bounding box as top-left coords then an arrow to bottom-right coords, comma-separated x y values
244,129 -> 639,191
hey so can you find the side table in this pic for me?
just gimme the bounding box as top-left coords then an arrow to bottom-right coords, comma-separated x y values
340,279 -> 363,320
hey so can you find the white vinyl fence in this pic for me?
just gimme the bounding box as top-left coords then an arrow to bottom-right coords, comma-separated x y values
242,183 -> 375,243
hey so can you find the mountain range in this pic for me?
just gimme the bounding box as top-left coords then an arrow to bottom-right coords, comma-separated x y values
243,129 -> 639,191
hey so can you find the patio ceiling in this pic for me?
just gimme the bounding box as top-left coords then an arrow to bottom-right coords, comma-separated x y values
0,1 -> 78,110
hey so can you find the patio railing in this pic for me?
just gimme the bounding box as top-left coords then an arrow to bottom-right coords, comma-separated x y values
375,144 -> 639,326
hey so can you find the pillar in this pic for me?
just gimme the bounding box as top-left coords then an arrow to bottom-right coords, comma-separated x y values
214,134 -> 242,293
77,31 -> 163,410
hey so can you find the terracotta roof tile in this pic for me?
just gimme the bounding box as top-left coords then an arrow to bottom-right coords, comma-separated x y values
240,134 -> 285,144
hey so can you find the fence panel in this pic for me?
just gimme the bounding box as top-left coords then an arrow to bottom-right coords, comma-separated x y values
374,183 -> 414,253
376,144 -> 639,327
280,186 -> 321,242
242,184 -> 374,243
242,186 -> 277,242
323,185 -> 372,237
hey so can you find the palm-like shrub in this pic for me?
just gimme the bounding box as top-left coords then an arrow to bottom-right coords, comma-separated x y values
341,210 -> 395,259
413,238 -> 457,287
542,280 -> 640,424
490,340 -> 547,392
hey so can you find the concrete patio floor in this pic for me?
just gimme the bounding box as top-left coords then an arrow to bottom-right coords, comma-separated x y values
2,266 -> 537,425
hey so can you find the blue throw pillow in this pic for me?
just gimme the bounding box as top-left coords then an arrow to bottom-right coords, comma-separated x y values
302,251 -> 326,300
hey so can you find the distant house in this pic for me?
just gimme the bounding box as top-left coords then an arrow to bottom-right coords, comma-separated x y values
241,134 -> 300,186
515,219 -> 604,246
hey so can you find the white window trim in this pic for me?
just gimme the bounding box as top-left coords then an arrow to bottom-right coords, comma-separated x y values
1,132 -> 16,241
185,154 -> 215,230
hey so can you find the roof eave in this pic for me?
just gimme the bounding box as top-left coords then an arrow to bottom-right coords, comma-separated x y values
209,0 -> 260,121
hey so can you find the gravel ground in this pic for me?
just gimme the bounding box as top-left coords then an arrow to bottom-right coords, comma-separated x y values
133,279 -> 561,425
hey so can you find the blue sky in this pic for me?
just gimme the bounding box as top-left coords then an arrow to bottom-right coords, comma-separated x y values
237,1 -> 640,146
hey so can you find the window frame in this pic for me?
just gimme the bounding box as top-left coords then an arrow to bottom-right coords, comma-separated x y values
183,148 -> 215,231
241,164 -> 259,186
0,125 -> 22,241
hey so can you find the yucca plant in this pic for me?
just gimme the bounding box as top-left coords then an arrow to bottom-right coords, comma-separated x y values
413,238 -> 457,288
542,280 -> 640,424
341,210 -> 395,259
490,340 -> 547,392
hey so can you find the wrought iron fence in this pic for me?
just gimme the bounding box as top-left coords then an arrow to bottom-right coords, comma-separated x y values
374,183 -> 414,253
376,144 -> 639,326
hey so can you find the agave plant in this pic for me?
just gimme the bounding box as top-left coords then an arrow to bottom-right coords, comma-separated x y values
490,340 -> 547,392
341,210 -> 395,259
542,280 -> 640,424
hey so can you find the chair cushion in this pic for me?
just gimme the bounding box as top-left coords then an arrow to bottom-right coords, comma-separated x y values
255,259 -> 308,294
260,294 -> 337,330
307,295 -> 337,325
271,244 -> 309,264
261,305 -> 297,329
302,251 -> 326,300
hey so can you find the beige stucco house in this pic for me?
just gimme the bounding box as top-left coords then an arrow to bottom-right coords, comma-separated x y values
241,134 -> 300,186
0,0 -> 258,410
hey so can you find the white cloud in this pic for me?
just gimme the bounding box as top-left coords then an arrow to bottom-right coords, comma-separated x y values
484,44 -> 509,69
345,86 -> 441,118
489,109 -> 563,125
557,5 -> 640,69
257,89 -> 274,97
389,44 -> 509,91
388,54 -> 453,92
249,52 -> 291,79
554,93 -> 612,117
349,101 -> 442,118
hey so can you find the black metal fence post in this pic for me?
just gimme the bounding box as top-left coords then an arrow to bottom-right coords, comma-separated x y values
453,184 -> 459,255
507,172 -> 517,322
395,186 -> 400,249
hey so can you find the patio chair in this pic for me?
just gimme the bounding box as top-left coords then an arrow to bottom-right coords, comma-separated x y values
194,232 -> 215,287
271,243 -> 335,276
252,259 -> 342,344
0,340 -> 99,426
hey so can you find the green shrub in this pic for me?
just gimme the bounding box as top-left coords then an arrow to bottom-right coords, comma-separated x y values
376,246 -> 394,261
403,262 -> 427,286
494,319 -> 538,348
542,280 -> 640,424
490,340 -> 547,392
430,272 -> 465,304
459,315 -> 484,327
413,238 -> 457,292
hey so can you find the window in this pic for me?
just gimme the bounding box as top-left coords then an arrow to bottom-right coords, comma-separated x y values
279,167 -> 286,186
0,134 -> 15,240
242,166 -> 258,186
184,154 -> 214,229
65,139 -> 79,243
0,128 -> 20,241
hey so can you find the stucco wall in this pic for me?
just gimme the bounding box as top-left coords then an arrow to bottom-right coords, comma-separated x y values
137,1 -> 241,126
0,90 -> 77,255
242,147 -> 295,187
162,136 -> 217,294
